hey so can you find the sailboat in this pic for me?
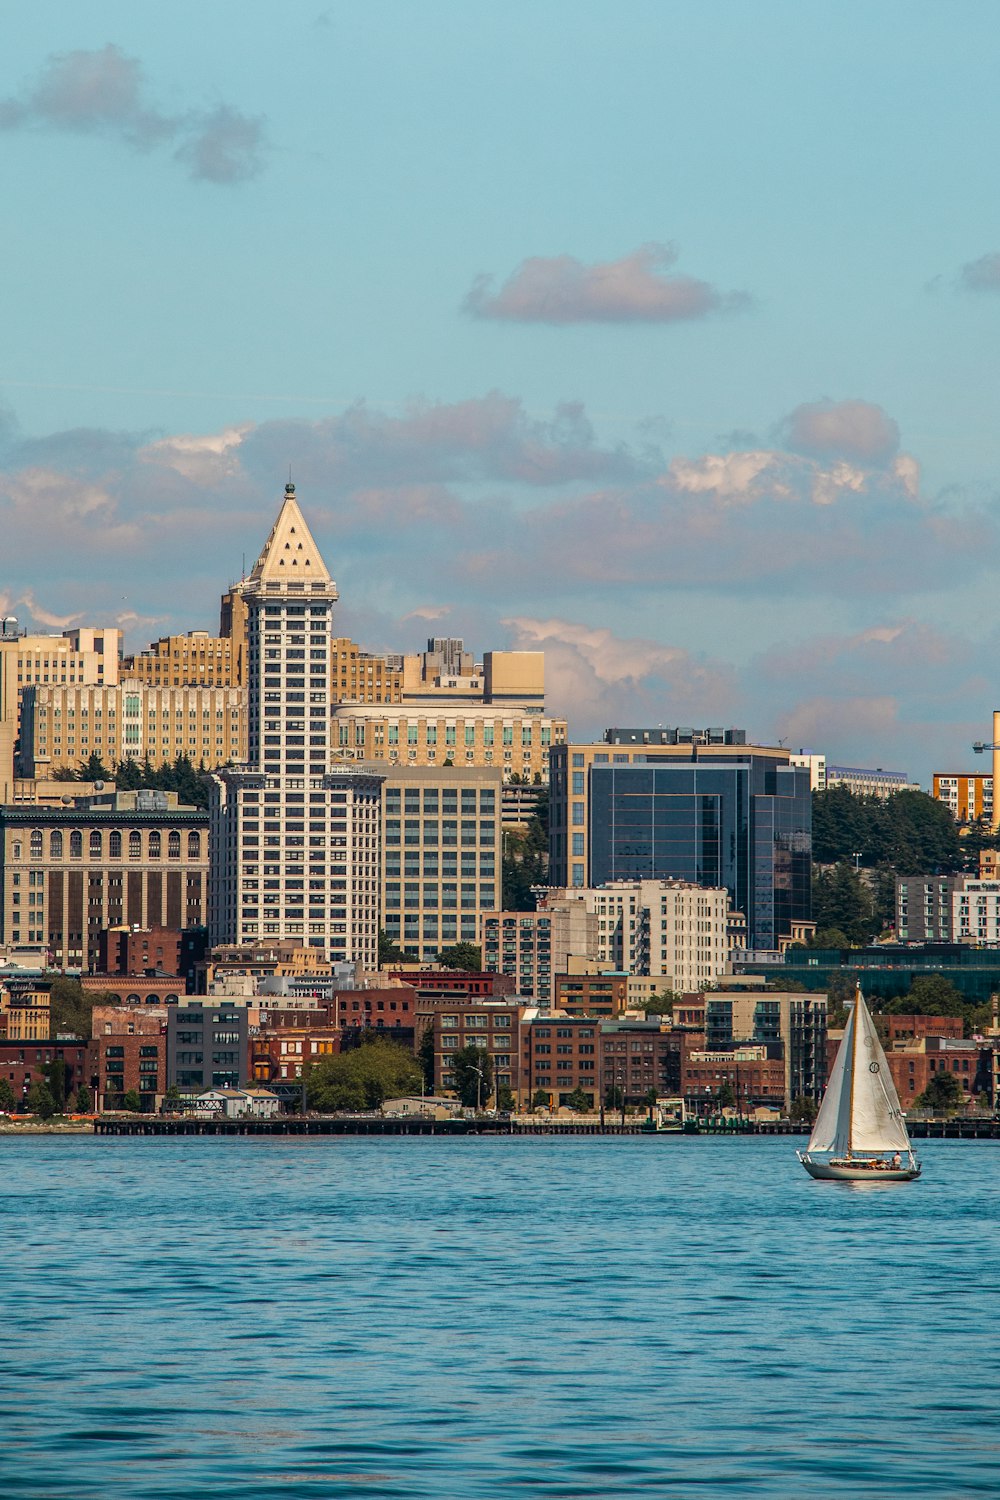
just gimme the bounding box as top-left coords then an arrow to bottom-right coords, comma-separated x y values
797,987 -> 921,1181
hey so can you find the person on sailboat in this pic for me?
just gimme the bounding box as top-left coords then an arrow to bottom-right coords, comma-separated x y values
891,1152 -> 901,1169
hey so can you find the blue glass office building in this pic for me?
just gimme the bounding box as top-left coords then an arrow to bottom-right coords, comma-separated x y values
588,759 -> 811,949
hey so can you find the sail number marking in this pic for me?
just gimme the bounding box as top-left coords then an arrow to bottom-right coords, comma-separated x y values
868,1062 -> 880,1073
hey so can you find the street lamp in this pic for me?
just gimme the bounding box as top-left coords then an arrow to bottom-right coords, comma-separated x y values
853,851 -> 862,873
470,1065 -> 484,1114
617,1070 -> 626,1128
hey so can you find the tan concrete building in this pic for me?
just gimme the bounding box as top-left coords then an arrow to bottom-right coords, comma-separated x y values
332,703 -> 563,783
550,880 -> 731,992
19,681 -> 245,776
0,790 -> 209,971
0,980 -> 51,1040
121,631 -> 237,688
481,901 -> 599,1006
331,638 -> 403,704
378,763 -> 502,963
0,623 -> 122,801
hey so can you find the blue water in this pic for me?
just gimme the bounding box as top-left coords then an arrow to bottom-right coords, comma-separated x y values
0,1136 -> 997,1499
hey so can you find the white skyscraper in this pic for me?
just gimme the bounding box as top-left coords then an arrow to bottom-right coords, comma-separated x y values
209,484 -> 383,965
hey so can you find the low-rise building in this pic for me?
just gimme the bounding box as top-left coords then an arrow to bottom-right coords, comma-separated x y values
167,999 -> 250,1092
0,1038 -> 91,1108
826,765 -> 919,798
90,1005 -> 168,1111
195,1087 -> 280,1118
423,997 -> 530,1101
552,970 -> 630,1017
0,977 -> 51,1040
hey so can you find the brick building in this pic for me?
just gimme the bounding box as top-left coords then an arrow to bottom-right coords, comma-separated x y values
90,1005 -> 168,1110
0,1038 -> 91,1107
98,924 -> 182,977
553,971 -> 629,1017
423,997 -> 529,1101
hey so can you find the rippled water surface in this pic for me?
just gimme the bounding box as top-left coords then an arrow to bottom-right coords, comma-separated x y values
1,1135 -> 998,1499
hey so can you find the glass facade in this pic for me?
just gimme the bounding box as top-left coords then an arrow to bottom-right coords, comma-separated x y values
588,760 -> 810,948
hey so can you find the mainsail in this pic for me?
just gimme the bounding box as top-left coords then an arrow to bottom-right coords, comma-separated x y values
806,990 -> 912,1157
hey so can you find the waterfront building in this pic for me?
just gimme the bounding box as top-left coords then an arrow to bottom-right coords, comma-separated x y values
90,1005 -> 168,1111
825,765 -> 919,797
379,763 -> 501,962
19,680 -> 245,777
549,730 -> 811,949
0,790 -> 209,970
932,772 -> 992,825
0,622 -> 122,800
208,484 -> 383,968
703,990 -> 827,1107
524,1012 -> 602,1107
0,1038 -> 91,1107
167,998 -> 250,1092
424,996 -> 531,1101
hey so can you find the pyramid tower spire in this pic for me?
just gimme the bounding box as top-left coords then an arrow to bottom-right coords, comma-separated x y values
247,482 -> 336,593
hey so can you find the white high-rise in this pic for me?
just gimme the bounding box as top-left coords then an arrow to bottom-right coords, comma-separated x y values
209,485 -> 383,965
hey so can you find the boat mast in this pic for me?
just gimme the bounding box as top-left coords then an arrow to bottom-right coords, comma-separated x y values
846,984 -> 860,1157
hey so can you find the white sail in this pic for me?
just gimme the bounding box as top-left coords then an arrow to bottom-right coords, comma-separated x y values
850,991 -> 912,1153
806,999 -> 855,1154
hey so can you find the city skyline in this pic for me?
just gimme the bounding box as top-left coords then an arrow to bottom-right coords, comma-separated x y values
4,3 -> 1000,782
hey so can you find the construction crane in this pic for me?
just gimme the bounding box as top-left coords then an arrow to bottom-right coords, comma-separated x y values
971,709 -> 1000,834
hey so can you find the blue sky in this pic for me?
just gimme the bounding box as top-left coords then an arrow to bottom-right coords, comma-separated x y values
3,0 -> 1000,781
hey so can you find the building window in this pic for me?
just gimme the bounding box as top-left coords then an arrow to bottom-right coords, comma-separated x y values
89,830 -> 102,859
50,831 -> 63,859
129,831 -> 142,860
168,831 -> 181,859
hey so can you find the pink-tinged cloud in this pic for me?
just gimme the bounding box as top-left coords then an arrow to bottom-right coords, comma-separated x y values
0,44 -> 266,183
778,399 -> 900,466
959,252 -> 1000,293
463,243 -> 751,324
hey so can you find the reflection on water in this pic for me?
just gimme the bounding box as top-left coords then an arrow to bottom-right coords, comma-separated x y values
0,1136 -> 998,1499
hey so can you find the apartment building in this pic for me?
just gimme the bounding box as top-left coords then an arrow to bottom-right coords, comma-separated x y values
480,901 -> 597,1005
0,790 -> 209,970
933,772 -> 992,825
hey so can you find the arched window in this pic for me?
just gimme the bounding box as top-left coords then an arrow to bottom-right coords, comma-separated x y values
168,831 -> 181,860
89,830 -> 102,860
145,994 -> 160,1005
164,993 -> 179,1004
70,831 -> 82,859
50,831 -> 63,859
29,830 -> 43,860
129,831 -> 142,861
109,831 -> 122,859
126,993 -> 140,1005
148,830 -> 161,859
187,831 -> 201,860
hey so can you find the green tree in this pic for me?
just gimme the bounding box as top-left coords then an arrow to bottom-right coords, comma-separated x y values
378,929 -> 405,966
79,752 -> 112,782
531,1087 -> 551,1110
604,1082 -> 624,1110
811,862 -> 878,946
39,1058 -> 68,1111
637,990 -> 679,1017
790,1095 -> 818,1123
48,977 -> 114,1041
121,1089 -> 142,1113
418,1024 -> 436,1093
501,791 -> 549,910
26,1080 -> 56,1119
437,942 -> 482,972
451,1045 -> 493,1108
565,1086 -> 593,1113
915,1071 -> 963,1115
0,1078 -> 16,1112
305,1037 -> 422,1112
812,785 -> 963,874
74,1083 -> 92,1113
496,1083 -> 515,1112
716,1081 -> 736,1109
884,975 -> 966,1019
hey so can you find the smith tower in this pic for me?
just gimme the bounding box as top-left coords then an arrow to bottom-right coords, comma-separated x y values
209,484 -> 383,965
